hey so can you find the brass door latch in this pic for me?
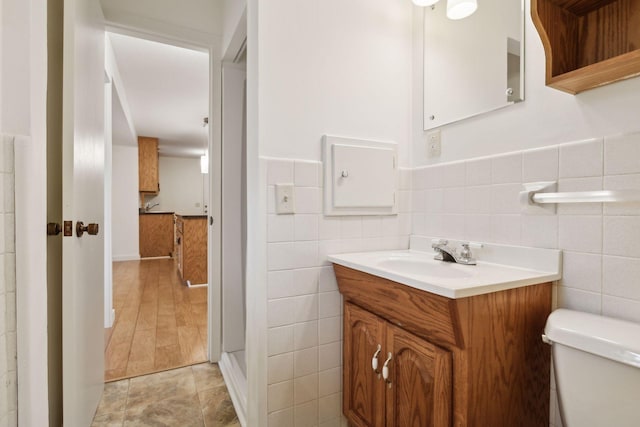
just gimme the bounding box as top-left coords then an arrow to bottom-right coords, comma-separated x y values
76,221 -> 99,237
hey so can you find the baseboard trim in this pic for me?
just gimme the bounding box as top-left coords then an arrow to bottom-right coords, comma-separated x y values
219,352 -> 247,427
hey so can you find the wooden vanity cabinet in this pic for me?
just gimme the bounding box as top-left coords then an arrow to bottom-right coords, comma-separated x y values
336,264 -> 552,427
138,136 -> 160,193
344,303 -> 451,427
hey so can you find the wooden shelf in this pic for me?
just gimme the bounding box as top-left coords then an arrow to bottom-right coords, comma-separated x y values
532,0 -> 640,94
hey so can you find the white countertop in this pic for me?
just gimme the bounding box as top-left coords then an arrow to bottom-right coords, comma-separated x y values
328,237 -> 562,299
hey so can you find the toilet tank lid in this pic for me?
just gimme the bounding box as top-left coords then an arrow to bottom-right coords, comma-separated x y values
545,309 -> 640,369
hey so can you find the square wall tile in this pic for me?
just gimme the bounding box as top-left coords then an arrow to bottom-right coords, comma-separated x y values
292,268 -> 319,296
294,400 -> 319,427
268,159 -> 294,185
361,217 -> 383,238
440,214 -> 465,241
465,158 -> 491,185
558,216 -> 602,253
491,153 -> 522,184
439,162 -> 466,188
558,177 -> 603,216
424,189 -> 443,214
294,320 -> 318,350
557,286 -> 601,314
559,138 -> 603,178
319,367 -> 342,397
294,373 -> 319,405
443,187 -> 465,214
268,353 -> 294,384
268,298 -> 297,327
295,294 -> 319,322
602,295 -> 640,323
319,292 -> 341,319
293,241 -> 319,269
295,161 -> 321,187
295,187 -> 321,214
604,174 -> 640,215
522,146 -> 559,182
319,217 -> 341,240
521,215 -> 558,249
340,217 -> 362,239
603,216 -> 640,257
268,408 -> 294,427
490,215 -> 521,245
319,317 -> 341,344
318,266 -> 338,292
560,251 -> 601,293
294,347 -> 318,377
318,393 -> 342,423
464,186 -> 491,215
464,215 -> 492,243
268,214 -> 294,243
268,242 -> 295,271
268,325 -> 295,356
604,132 -> 640,175
319,342 -> 341,371
268,380 -> 294,412
294,215 -> 319,241
603,256 -> 640,300
268,270 -> 295,299
490,183 -> 522,215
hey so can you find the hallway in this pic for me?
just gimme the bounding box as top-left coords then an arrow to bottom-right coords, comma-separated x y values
92,363 -> 239,426
105,259 -> 208,381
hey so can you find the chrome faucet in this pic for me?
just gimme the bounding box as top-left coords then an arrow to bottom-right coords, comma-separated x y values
145,202 -> 160,212
431,239 -> 477,265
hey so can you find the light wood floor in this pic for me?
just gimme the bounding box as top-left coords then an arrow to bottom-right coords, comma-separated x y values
104,258 -> 208,382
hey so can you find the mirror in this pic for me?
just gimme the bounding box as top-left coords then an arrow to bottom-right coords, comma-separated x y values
423,0 -> 524,130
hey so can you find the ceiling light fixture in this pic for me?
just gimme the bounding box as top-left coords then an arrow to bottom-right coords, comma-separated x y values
446,0 -> 478,20
412,0 -> 478,20
412,0 -> 440,6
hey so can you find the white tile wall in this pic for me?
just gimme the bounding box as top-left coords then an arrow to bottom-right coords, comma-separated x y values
410,131 -> 640,427
0,136 -> 17,427
265,158 -> 411,426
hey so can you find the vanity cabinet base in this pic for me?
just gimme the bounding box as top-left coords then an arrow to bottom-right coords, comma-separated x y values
336,264 -> 551,427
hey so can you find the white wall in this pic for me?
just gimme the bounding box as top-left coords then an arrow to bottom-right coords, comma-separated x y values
100,0 -> 222,49
111,145 -> 139,261
258,0 -> 413,167
146,155 -> 206,215
222,0 -> 246,58
1,0 -> 49,425
222,65 -> 246,353
412,0 -> 640,166
255,0 -> 414,424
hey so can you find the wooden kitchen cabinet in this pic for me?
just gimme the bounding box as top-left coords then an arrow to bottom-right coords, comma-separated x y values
138,136 -> 159,193
336,264 -> 551,427
175,215 -> 207,286
139,213 -> 174,258
344,303 -> 451,427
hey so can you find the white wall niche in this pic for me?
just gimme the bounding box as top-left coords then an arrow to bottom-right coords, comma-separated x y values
322,135 -> 398,216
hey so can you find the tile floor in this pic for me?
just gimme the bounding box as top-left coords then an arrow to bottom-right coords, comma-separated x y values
92,363 -> 239,427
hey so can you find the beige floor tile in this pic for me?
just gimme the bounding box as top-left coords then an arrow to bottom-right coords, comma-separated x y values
91,411 -> 125,427
95,379 -> 130,416
126,367 -> 196,412
124,393 -> 204,427
192,363 -> 225,392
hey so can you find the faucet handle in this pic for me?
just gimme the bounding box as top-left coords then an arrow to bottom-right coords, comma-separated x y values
431,238 -> 448,248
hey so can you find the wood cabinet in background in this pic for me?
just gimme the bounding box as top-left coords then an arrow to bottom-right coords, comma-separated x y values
336,264 -> 552,427
138,136 -> 159,193
175,215 -> 207,286
139,213 -> 174,258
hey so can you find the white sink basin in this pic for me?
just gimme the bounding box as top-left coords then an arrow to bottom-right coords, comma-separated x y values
328,237 -> 562,299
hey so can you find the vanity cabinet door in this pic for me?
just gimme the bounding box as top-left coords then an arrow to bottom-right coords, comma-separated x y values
385,325 -> 452,427
344,303 -> 386,427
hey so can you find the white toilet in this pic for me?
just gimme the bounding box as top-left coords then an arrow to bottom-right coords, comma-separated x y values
544,309 -> 640,427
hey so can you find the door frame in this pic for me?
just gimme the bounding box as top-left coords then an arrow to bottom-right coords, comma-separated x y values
102,20 -> 224,362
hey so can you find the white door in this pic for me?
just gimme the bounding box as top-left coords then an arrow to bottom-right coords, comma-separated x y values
62,0 -> 106,425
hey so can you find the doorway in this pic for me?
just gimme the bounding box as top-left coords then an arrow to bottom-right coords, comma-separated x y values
104,32 -> 214,382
